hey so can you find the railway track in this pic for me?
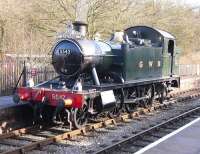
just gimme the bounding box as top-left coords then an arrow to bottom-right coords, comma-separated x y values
0,88 -> 200,154
94,106 -> 200,154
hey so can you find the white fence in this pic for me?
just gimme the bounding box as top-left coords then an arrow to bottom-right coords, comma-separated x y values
179,64 -> 200,77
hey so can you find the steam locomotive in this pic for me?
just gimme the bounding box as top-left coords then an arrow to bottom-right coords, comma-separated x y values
14,21 -> 180,128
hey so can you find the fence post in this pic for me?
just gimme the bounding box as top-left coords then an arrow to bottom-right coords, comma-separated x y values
44,66 -> 47,81
197,64 -> 200,76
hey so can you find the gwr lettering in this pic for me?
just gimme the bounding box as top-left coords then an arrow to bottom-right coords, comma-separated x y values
138,60 -> 161,68
149,61 -> 153,67
157,61 -> 161,67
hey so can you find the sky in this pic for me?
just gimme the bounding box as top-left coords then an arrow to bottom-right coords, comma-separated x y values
182,0 -> 200,7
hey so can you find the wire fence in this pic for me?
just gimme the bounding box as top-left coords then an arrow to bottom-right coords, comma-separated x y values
0,57 -> 200,96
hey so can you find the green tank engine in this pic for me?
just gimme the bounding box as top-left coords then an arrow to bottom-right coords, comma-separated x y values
53,25 -> 179,88
15,22 -> 180,128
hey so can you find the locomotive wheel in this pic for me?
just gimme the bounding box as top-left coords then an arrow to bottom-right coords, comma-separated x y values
108,90 -> 124,118
125,103 -> 138,113
72,106 -> 88,129
33,103 -> 43,125
158,84 -> 167,104
41,104 -> 54,125
139,88 -> 147,108
125,89 -> 138,113
143,86 -> 155,108
33,103 -> 53,125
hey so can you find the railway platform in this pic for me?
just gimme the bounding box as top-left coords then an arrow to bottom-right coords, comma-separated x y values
0,96 -> 33,133
136,117 -> 200,154
0,96 -> 15,108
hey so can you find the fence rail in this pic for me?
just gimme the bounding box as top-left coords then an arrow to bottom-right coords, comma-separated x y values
0,59 -> 200,96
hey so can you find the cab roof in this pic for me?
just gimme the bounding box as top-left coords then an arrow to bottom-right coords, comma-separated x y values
125,26 -> 175,40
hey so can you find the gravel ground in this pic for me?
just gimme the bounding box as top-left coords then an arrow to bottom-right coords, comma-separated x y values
0,145 -> 16,152
25,98 -> 200,154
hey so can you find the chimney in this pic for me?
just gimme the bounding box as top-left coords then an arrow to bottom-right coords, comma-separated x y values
73,21 -> 88,37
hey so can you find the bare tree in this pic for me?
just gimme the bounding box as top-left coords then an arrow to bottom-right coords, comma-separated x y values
0,17 -> 6,52
0,0 -> 200,63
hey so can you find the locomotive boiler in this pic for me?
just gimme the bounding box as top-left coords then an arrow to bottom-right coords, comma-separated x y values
15,21 -> 180,129
52,38 -> 113,86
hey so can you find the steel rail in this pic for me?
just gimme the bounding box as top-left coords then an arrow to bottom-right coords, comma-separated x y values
0,88 -> 200,154
94,106 -> 200,154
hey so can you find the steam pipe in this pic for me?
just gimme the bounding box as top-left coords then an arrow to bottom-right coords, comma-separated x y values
92,67 -> 100,86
